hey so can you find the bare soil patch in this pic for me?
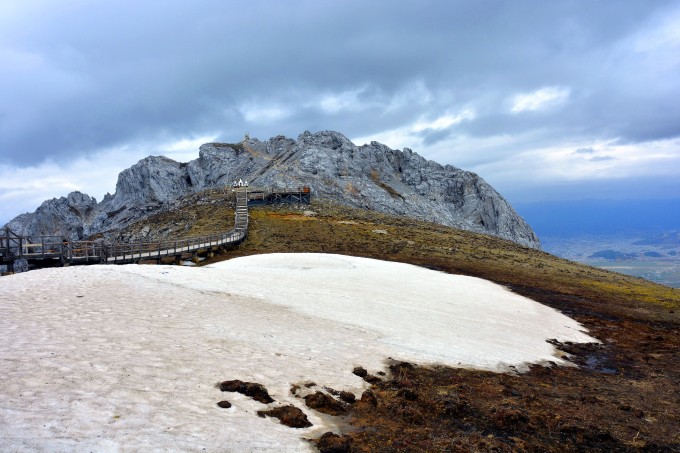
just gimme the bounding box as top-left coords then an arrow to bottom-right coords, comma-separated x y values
218,380 -> 275,404
257,405 -> 312,428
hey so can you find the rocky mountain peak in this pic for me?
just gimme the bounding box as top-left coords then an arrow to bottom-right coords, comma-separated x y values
4,130 -> 540,248
109,155 -> 190,210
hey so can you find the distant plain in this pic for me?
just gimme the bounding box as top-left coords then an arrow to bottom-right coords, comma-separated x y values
516,199 -> 680,288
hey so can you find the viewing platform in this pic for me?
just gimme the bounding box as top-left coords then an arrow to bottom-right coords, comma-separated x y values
247,186 -> 311,206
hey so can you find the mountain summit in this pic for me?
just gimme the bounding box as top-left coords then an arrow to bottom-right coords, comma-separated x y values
6,131 -> 539,248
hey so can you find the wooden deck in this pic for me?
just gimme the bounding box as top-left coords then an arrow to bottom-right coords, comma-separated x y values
247,186 -> 311,205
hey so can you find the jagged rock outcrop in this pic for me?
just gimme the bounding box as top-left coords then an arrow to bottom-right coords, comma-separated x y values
107,155 -> 191,210
4,131 -> 540,248
6,192 -> 97,241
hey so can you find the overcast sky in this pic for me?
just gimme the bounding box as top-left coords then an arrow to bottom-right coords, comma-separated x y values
1,0 -> 679,224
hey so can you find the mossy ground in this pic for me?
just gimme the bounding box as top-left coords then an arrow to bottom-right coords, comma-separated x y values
117,194 -> 680,451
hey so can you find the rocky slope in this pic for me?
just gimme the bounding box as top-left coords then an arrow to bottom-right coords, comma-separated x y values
5,131 -> 540,248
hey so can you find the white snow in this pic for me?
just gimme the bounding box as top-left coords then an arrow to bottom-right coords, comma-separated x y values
0,253 -> 596,452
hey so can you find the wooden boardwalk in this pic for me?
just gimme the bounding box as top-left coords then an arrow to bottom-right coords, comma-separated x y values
1,188 -> 252,272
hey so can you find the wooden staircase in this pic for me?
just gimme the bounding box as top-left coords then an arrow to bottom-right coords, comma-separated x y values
234,188 -> 249,232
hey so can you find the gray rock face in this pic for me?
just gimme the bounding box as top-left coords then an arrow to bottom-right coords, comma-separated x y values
107,156 -> 191,210
7,192 -> 97,241
4,131 -> 540,248
81,156 -> 193,236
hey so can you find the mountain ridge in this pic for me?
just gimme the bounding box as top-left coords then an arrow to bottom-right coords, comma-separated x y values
5,130 -> 540,248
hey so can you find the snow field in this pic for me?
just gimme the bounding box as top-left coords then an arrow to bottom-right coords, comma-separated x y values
0,253 -> 596,452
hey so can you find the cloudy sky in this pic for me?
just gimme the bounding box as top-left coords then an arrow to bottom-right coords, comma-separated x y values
1,0 -> 679,224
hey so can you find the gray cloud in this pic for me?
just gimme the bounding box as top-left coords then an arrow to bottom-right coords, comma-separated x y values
574,148 -> 595,155
589,155 -> 616,162
497,175 -> 680,203
1,0 -> 679,223
419,128 -> 453,146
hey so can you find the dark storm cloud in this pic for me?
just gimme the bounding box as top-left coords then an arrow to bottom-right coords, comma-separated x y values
2,0 -> 679,166
1,0 -> 679,226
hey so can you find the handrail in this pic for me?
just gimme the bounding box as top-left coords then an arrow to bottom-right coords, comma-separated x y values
2,186 -> 309,270
2,187 -> 252,267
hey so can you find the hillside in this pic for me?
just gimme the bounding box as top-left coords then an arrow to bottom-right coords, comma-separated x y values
111,190 -> 679,451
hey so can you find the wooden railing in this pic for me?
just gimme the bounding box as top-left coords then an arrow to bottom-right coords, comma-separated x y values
1,187 -> 250,268
0,231 -> 64,261
2,186 -> 312,271
102,228 -> 246,264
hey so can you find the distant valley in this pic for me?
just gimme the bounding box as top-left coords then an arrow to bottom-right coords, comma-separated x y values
516,199 -> 680,288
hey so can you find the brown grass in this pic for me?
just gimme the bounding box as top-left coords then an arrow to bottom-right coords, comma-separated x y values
370,170 -> 404,200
